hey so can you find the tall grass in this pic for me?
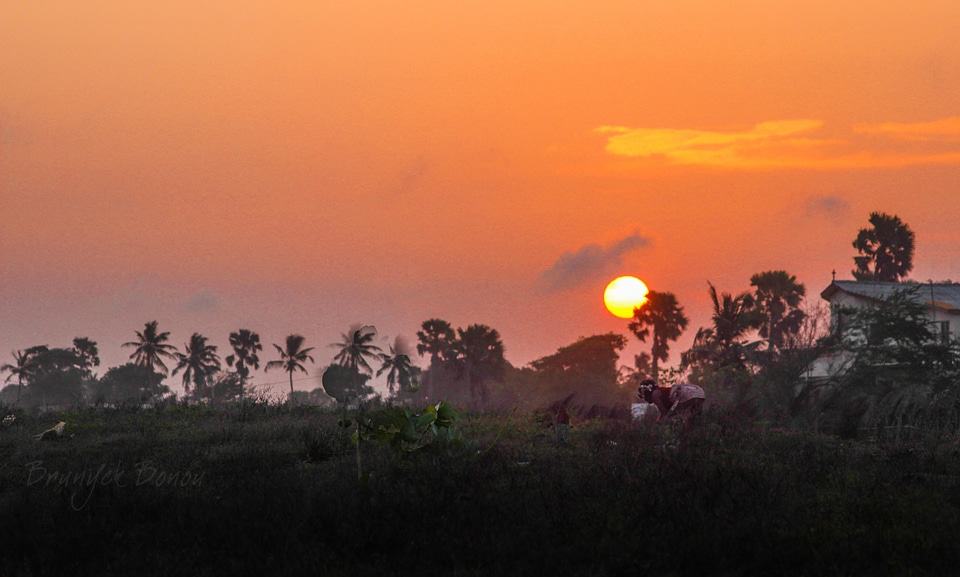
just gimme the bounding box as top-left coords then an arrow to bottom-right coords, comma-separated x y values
2,402 -> 960,576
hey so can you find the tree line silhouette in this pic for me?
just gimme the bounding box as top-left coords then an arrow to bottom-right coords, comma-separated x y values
7,210 -> 959,439
0,322 -> 422,409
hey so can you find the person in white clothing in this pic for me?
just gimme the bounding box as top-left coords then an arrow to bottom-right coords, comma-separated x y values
631,396 -> 660,427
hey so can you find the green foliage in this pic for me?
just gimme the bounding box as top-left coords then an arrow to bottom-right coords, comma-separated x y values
689,364 -> 756,415
10,344 -> 102,408
684,282 -> 763,375
307,387 -> 336,407
352,400 -> 462,454
656,367 -> 689,388
22,367 -> 85,408
680,282 -> 827,426
750,346 -> 827,427
208,371 -> 244,404
414,318 -> 458,402
4,405 -> 960,576
91,363 -> 168,404
526,333 -> 631,407
820,286 -> 960,439
531,333 -> 626,378
451,324 -> 507,407
410,319 -> 511,409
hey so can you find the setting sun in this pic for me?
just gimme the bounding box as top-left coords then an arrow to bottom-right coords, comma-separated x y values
3,0 -> 960,390
603,276 -> 649,319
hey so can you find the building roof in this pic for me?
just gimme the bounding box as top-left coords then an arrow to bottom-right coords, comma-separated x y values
821,280 -> 960,312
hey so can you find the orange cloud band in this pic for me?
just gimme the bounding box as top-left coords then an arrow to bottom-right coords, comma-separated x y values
853,116 -> 960,141
598,117 -> 960,169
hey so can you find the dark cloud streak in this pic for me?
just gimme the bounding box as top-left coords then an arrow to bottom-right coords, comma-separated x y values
536,232 -> 652,294
804,195 -> 850,223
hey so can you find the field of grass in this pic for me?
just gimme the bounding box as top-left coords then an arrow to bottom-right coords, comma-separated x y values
2,402 -> 960,576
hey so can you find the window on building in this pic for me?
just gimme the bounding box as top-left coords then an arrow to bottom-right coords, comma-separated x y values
830,304 -> 844,336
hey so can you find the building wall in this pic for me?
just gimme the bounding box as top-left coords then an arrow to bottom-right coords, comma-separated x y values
811,287 -> 959,381
933,312 -> 959,341
828,291 -> 958,342
827,292 -> 869,338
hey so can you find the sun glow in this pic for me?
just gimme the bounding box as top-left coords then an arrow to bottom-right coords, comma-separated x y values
603,276 -> 649,319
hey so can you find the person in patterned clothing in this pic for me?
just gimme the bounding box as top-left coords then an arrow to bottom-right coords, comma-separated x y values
637,379 -> 705,426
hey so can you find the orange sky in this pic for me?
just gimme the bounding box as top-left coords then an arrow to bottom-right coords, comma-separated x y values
3,1 -> 960,396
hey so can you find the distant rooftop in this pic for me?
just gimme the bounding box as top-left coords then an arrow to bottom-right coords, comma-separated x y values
821,280 -> 960,312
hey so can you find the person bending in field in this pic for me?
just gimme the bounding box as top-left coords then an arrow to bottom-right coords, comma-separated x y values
631,387 -> 660,427
637,379 -> 705,428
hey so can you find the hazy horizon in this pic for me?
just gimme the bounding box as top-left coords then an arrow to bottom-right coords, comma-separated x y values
4,1 -> 960,397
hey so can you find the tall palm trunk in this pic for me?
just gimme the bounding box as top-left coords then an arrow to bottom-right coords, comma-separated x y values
651,347 -> 660,380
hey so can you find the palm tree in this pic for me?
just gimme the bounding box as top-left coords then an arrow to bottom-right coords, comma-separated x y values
71,337 -> 100,377
122,321 -> 178,375
750,270 -> 806,351
683,283 -> 762,372
225,329 -> 262,402
416,319 -> 456,363
265,334 -> 315,399
1,347 -> 45,405
852,212 -> 915,281
331,325 -> 383,389
628,290 -> 689,379
451,324 -> 506,408
708,283 -> 762,349
172,333 -> 221,401
416,319 -> 456,400
377,338 -> 421,395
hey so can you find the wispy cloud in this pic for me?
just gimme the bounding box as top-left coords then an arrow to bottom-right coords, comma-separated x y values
183,291 -> 220,313
537,232 -> 652,294
598,116 -> 960,169
804,195 -> 850,223
853,116 -> 960,141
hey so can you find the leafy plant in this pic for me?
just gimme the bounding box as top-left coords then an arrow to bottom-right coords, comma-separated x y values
341,401 -> 463,480
357,401 -> 459,451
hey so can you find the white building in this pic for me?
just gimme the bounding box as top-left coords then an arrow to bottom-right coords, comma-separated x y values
806,280 -> 960,380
